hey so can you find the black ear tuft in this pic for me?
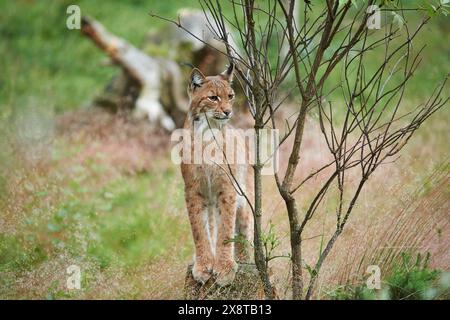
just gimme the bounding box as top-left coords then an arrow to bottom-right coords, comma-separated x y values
190,68 -> 206,89
221,63 -> 235,83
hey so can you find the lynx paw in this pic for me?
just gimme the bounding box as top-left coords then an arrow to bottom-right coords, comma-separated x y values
192,259 -> 213,284
213,259 -> 238,287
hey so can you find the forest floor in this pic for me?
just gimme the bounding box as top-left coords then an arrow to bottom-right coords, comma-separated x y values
0,105 -> 448,299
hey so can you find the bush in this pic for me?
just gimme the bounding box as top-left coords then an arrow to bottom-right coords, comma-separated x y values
327,252 -> 450,300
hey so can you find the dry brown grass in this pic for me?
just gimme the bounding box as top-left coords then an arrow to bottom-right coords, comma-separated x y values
258,112 -> 449,299
57,107 -> 170,175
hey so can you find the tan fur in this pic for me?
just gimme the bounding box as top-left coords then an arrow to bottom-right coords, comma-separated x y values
181,67 -> 254,286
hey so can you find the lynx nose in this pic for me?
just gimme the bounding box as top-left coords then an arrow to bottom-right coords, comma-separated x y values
223,110 -> 232,118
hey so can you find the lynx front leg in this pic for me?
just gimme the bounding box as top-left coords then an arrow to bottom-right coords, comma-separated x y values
186,191 -> 214,284
235,203 -> 254,263
213,191 -> 238,286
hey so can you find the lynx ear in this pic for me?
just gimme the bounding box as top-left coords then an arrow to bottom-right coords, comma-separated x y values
221,63 -> 235,83
189,68 -> 206,89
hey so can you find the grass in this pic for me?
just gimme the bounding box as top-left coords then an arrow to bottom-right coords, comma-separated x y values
264,148 -> 449,299
0,1 -> 448,299
326,252 -> 450,300
0,125 -> 191,298
0,0 -> 201,116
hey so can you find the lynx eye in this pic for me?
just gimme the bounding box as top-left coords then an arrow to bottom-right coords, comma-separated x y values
208,95 -> 219,102
228,94 -> 235,100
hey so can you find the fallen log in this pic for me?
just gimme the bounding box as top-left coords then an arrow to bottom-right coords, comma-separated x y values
80,10 -> 241,130
81,16 -> 187,130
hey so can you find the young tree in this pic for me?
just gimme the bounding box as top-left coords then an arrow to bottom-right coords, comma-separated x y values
152,0 -> 448,299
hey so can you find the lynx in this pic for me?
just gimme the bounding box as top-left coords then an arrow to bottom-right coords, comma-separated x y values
181,65 -> 253,286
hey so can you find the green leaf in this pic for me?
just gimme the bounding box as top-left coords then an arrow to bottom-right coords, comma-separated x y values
305,263 -> 317,277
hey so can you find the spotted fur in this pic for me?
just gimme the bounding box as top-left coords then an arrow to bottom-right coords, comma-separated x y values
181,66 -> 254,286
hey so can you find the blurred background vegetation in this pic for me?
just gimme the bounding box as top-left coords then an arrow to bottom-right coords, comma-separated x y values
0,0 -> 448,299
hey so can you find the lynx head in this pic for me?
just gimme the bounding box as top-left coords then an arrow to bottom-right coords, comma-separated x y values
187,64 -> 235,124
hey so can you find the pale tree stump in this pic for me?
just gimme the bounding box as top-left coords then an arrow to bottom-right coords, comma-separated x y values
184,263 -> 265,300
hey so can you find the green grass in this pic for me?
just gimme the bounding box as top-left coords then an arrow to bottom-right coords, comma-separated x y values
0,140 -> 189,298
326,252 -> 450,300
84,170 -> 189,268
0,234 -> 47,273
